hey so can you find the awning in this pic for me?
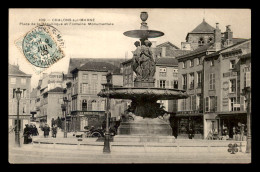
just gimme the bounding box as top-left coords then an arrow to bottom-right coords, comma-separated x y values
217,111 -> 247,118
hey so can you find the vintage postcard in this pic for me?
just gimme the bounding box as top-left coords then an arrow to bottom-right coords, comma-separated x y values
8,8 -> 251,164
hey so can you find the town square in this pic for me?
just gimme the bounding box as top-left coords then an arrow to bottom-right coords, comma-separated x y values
8,9 -> 251,164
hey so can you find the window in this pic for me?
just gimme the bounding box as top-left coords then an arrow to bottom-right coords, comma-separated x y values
10,78 -> 16,84
173,80 -> 178,89
230,97 -> 240,111
210,60 -> 214,66
90,83 -> 98,94
82,99 -> 87,111
197,57 -> 201,65
21,78 -> 26,85
191,95 -> 196,111
23,103 -> 26,113
198,37 -> 205,46
92,100 -> 97,111
92,74 -> 98,80
197,94 -> 203,111
230,60 -> 236,69
208,37 -> 213,43
101,100 -> 105,111
244,70 -> 251,87
82,83 -> 88,94
183,61 -> 187,68
102,75 -> 107,81
159,67 -> 167,77
182,74 -> 187,90
197,71 -> 202,88
205,97 -> 209,112
209,96 -> 217,112
189,73 -> 194,89
209,73 -> 215,90
181,99 -> 187,111
190,59 -> 194,67
230,79 -> 236,93
82,74 -> 88,80
159,80 -> 166,88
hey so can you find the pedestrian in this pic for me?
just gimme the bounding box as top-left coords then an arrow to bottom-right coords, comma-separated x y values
52,125 -> 57,138
43,124 -> 50,138
23,124 -> 32,144
32,124 -> 39,136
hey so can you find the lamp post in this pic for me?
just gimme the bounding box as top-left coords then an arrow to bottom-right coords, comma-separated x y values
61,100 -> 67,138
15,88 -> 22,147
103,83 -> 112,153
243,87 -> 251,153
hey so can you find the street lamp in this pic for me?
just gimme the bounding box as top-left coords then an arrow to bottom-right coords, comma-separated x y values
242,87 -> 251,153
103,82 -> 112,153
61,98 -> 67,138
15,88 -> 22,147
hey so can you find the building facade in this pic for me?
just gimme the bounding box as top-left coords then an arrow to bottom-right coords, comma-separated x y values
9,64 -> 31,132
203,39 -> 251,139
69,61 -> 119,131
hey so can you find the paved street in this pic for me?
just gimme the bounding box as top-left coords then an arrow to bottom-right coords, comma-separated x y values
8,129 -> 251,164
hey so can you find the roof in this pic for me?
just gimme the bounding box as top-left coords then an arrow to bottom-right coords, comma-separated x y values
48,87 -> 64,93
239,52 -> 251,60
67,58 -> 125,76
9,64 -> 30,76
176,43 -> 214,60
185,19 -> 215,41
156,57 -> 178,66
191,19 -> 215,33
72,61 -> 119,73
232,38 -> 249,44
156,41 -> 180,49
205,39 -> 250,60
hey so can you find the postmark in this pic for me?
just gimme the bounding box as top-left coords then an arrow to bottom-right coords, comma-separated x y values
20,25 -> 65,69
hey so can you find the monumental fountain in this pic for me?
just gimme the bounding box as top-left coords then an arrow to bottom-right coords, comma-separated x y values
98,12 -> 188,143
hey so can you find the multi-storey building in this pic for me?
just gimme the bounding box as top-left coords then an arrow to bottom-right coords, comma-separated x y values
155,57 -> 179,113
69,61 -> 119,131
9,64 -> 31,132
203,39 -> 251,139
106,68 -> 129,122
176,21 -> 249,139
34,72 -> 72,126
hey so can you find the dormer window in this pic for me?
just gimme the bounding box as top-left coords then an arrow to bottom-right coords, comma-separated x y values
208,37 -> 213,43
198,37 -> 205,46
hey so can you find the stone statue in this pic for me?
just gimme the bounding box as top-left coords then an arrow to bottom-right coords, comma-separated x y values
132,40 -> 156,81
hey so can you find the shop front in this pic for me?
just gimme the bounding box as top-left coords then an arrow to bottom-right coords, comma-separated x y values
175,112 -> 203,139
218,112 -> 247,140
71,111 -> 105,132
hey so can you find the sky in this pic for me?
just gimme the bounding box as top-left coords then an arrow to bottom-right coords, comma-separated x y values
9,8 -> 251,90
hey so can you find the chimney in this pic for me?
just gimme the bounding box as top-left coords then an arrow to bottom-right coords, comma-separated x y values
162,47 -> 166,57
214,23 -> 221,51
224,25 -> 233,47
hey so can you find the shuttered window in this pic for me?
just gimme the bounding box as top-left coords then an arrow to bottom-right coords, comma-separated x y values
205,97 -> 209,112
209,73 -> 215,90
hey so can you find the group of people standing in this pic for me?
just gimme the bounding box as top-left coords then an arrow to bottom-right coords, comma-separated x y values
23,124 -> 39,144
41,124 -> 58,138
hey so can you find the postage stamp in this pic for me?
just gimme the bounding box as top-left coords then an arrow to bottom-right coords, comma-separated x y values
15,25 -> 65,73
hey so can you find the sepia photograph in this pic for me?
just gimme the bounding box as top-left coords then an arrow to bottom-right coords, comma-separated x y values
8,8 -> 251,164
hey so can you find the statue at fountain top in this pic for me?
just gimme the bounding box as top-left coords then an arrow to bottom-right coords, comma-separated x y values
132,40 -> 156,82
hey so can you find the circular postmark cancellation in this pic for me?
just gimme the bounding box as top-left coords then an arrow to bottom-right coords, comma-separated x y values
22,25 -> 65,68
